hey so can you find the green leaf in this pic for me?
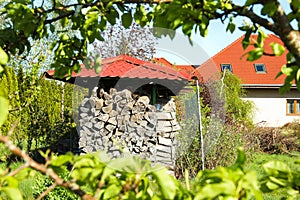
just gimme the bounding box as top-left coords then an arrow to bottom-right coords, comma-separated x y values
233,148 -> 246,168
257,30 -> 267,47
296,68 -> 300,81
266,181 -> 280,190
247,48 -> 264,61
195,181 -> 236,199
226,22 -> 236,33
103,184 -> 122,199
0,65 -> 3,74
270,42 -> 285,56
182,22 -> 194,36
281,65 -> 298,76
269,176 -> 287,187
1,187 -> 23,200
100,166 -> 115,183
51,153 -> 73,166
291,0 -> 300,9
261,2 -> 277,16
151,167 -> 177,199
94,56 -> 102,74
263,161 -> 291,175
0,90 -> 9,127
245,0 -> 259,6
121,13 -> 132,28
0,47 -> 9,65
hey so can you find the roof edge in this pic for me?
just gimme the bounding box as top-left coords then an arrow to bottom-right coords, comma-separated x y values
242,84 -> 297,89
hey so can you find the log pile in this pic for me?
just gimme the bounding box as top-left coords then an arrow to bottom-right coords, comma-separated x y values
78,87 -> 180,169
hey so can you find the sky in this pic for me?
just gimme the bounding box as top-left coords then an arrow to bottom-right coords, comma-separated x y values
154,0 -> 293,65
154,17 -> 244,65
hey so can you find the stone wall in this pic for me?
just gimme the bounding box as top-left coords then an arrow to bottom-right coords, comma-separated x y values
78,87 -> 180,169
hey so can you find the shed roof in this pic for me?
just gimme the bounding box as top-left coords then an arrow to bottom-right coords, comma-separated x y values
45,55 -> 188,82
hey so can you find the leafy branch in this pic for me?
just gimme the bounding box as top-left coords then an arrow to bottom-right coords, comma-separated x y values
0,132 -> 95,200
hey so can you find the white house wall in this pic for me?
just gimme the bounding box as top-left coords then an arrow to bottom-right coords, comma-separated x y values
243,88 -> 300,127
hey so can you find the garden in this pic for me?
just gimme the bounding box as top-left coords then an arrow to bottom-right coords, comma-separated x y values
1,0 -> 300,199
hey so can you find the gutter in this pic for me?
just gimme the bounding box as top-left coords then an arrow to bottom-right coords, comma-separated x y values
242,84 -> 297,89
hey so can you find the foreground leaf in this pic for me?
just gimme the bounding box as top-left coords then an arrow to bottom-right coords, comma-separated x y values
0,89 -> 9,126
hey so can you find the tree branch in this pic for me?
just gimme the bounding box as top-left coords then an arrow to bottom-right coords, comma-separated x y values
230,4 -> 276,33
0,134 -> 96,200
269,2 -> 300,67
37,183 -> 57,200
45,10 -> 75,24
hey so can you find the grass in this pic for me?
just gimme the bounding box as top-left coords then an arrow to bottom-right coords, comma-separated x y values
247,152 -> 300,200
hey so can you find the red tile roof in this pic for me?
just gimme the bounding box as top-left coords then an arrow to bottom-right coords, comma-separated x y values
45,55 -> 188,81
198,34 -> 288,86
153,57 -> 202,81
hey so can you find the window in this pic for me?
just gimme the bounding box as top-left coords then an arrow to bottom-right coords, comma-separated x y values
221,64 -> 232,72
286,99 -> 300,115
254,64 -> 266,73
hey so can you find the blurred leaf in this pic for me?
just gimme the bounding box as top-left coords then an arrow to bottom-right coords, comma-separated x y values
247,48 -> 264,61
51,153 -> 73,166
261,2 -> 277,16
0,47 -> 8,65
195,181 -> 236,199
1,187 -> 23,200
263,161 -> 290,175
151,167 -> 177,199
103,184 -> 122,199
0,89 -> 9,127
245,0 -> 259,6
266,181 -> 280,190
232,148 -> 246,169
94,55 -> 102,74
100,166 -> 115,183
270,42 -> 285,56
281,65 -> 298,76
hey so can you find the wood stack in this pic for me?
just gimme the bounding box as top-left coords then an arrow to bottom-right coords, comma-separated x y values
78,87 -> 180,169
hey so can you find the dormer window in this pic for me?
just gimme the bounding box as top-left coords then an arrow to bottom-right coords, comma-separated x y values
221,64 -> 232,72
254,64 -> 266,73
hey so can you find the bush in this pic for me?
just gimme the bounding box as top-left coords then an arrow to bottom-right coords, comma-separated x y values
175,72 -> 255,178
33,169 -> 79,200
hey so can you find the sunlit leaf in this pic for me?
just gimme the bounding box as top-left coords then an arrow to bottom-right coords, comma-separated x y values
0,89 -> 9,127
103,184 -> 122,199
270,42 -> 285,56
51,153 -> 73,166
1,187 -> 23,200
151,167 -> 177,199
247,48 -> 264,61
263,161 -> 291,175
0,47 -> 8,65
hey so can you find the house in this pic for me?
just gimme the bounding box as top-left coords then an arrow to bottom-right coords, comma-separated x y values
198,34 -> 300,127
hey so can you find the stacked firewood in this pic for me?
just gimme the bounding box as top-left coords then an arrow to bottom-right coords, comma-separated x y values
78,87 -> 180,168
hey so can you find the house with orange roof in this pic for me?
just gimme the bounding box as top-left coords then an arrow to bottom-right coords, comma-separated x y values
198,34 -> 300,127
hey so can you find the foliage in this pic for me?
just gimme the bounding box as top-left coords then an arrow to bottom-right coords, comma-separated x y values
0,65 -> 74,151
176,72 -> 254,177
0,1 -> 299,90
221,71 -> 255,125
2,142 -> 300,200
33,169 -> 80,200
